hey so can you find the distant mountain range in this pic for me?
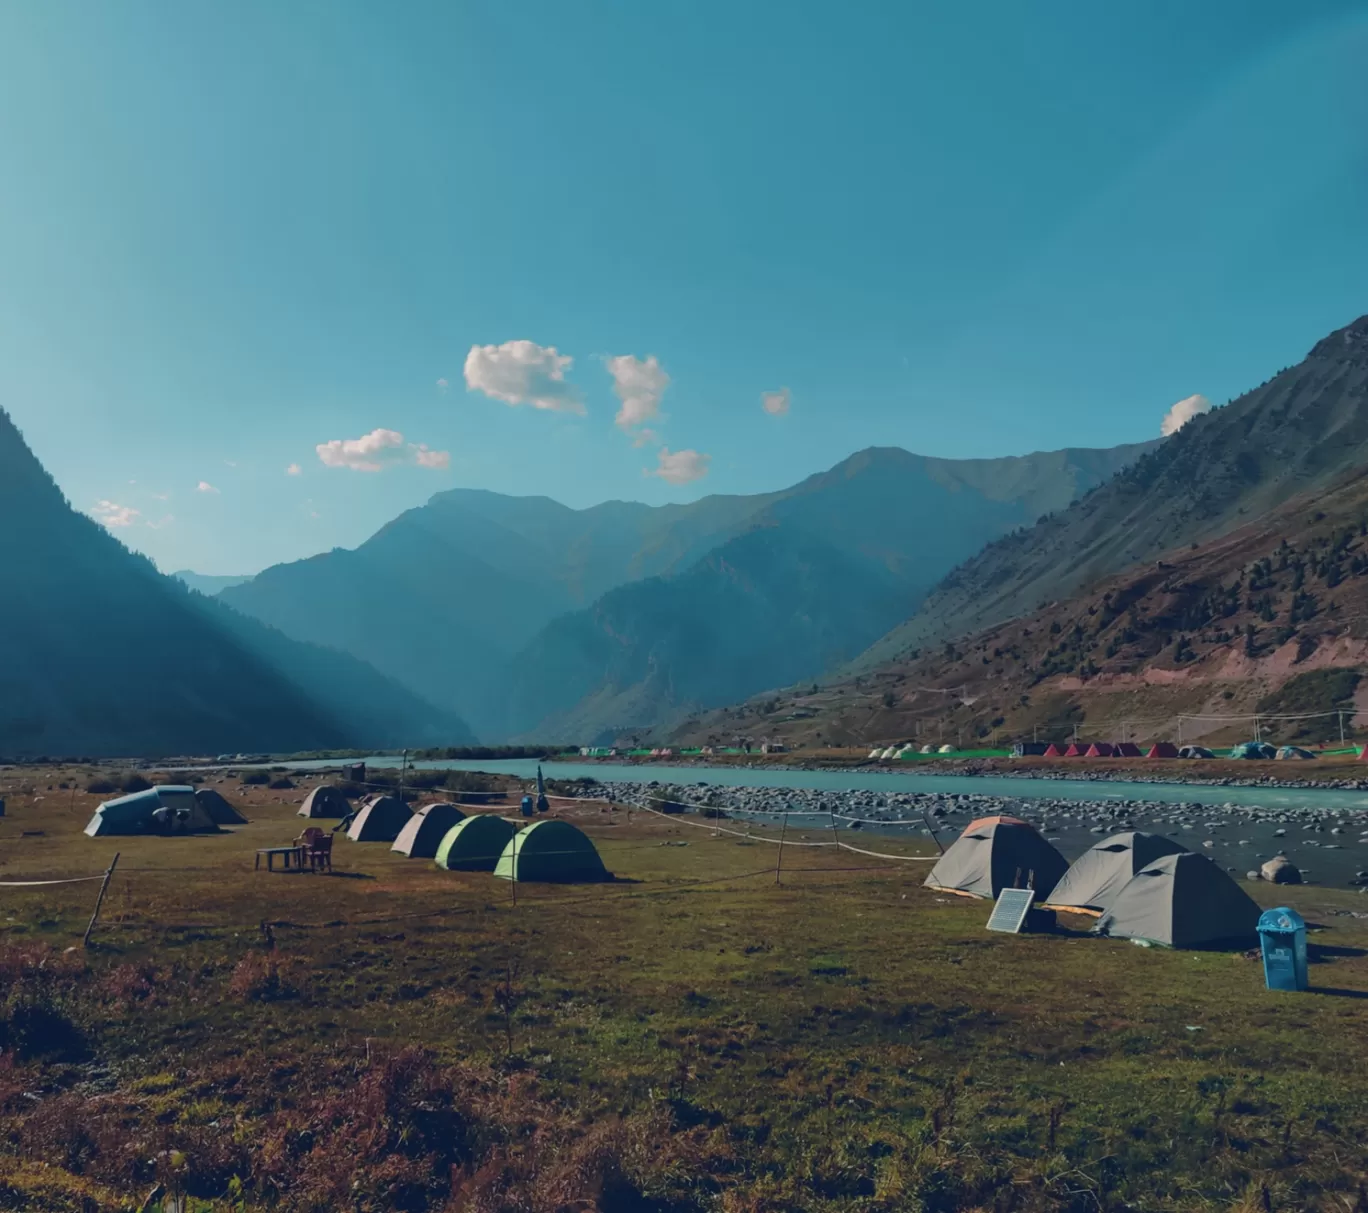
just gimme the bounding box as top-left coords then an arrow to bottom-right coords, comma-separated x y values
214,441 -> 1156,741
0,408 -> 471,758
172,570 -> 252,596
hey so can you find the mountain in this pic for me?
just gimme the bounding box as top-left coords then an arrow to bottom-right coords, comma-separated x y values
172,570 -> 252,596
676,463 -> 1368,751
0,408 -> 470,758
495,442 -> 1157,741
859,315 -> 1368,669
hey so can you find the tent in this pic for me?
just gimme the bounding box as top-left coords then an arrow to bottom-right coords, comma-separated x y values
1012,742 -> 1049,757
1084,742 -> 1114,758
1095,852 -> 1260,948
195,787 -> 247,825
494,819 -> 610,883
346,795 -> 413,842
434,814 -> 517,871
1042,743 -> 1065,757
1230,741 -> 1276,760
1146,742 -> 1179,759
920,745 -> 934,754
924,815 -> 1068,900
1111,742 -> 1143,758
1178,745 -> 1215,759
1045,832 -> 1188,913
1275,746 -> 1317,760
1063,742 -> 1089,757
392,803 -> 466,858
1359,744 -> 1368,762
85,786 -> 218,837
298,785 -> 351,818
938,744 -> 955,754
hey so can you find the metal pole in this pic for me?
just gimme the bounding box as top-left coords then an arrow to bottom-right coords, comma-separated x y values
397,749 -> 407,806
1340,712 -> 1346,748
829,807 -> 839,855
775,814 -> 788,885
83,852 -> 120,948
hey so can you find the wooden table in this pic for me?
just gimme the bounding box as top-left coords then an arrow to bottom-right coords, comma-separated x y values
255,845 -> 306,872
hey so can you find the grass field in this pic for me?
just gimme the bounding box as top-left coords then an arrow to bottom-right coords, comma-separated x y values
4,770 -> 1368,1211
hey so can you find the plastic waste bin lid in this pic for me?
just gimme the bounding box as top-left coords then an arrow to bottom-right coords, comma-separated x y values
1258,906 -> 1305,934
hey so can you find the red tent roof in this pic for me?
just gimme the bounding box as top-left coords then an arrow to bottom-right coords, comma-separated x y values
1359,745 -> 1368,762
1147,742 -> 1179,759
1063,742 -> 1089,757
1042,743 -> 1065,757
1084,742 -> 1114,758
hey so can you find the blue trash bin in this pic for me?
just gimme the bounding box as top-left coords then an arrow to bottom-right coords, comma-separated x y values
520,795 -> 534,817
1258,906 -> 1308,992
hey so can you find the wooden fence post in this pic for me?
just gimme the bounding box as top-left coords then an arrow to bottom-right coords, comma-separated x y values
83,852 -> 120,948
775,814 -> 788,886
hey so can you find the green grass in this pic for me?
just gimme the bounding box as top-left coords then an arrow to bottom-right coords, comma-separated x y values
3,771 -> 1368,1210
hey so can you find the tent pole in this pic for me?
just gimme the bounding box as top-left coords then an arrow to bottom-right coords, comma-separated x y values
83,852 -> 120,949
775,814 -> 788,886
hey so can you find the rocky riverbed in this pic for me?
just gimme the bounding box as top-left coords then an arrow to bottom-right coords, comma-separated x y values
567,778 -> 1368,890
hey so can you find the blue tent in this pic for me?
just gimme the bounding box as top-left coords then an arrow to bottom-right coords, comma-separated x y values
1229,741 -> 1276,760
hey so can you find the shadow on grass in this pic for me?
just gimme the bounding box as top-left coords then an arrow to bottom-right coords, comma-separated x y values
1309,943 -> 1368,961
1309,986 -> 1368,999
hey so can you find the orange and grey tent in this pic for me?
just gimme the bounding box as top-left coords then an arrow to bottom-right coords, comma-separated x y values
1084,742 -> 1114,758
1147,742 -> 1179,759
1063,742 -> 1089,757
1042,743 -> 1065,757
925,815 -> 1068,900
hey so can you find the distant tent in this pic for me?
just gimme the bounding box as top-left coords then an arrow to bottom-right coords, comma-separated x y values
1147,742 -> 1179,759
1012,742 -> 1049,757
298,785 -> 350,818
1095,852 -> 1260,948
1360,744 -> 1368,762
1063,742 -> 1089,757
920,745 -> 934,754
1178,745 -> 1215,759
1084,742 -> 1114,758
434,814 -> 517,871
494,819 -> 610,883
1111,742 -> 1143,758
924,815 -> 1068,901
195,787 -> 247,825
1275,746 -> 1317,760
938,744 -> 955,754
392,803 -> 467,858
868,748 -> 884,759
1229,741 -> 1276,760
85,786 -> 218,837
346,795 -> 413,843
1046,832 -> 1188,913
1042,743 -> 1065,757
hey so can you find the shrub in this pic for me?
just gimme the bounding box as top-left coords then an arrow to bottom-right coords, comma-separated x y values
120,774 -> 152,794
268,776 -> 295,790
85,778 -> 117,794
241,771 -> 270,786
227,954 -> 298,1003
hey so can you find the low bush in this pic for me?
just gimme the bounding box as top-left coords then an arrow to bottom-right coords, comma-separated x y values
241,771 -> 270,786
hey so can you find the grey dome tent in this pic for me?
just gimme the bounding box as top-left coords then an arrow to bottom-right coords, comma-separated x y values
346,795 -> 413,843
1229,741 -> 1276,760
494,819 -> 610,883
298,785 -> 350,818
1045,832 -> 1188,914
391,803 -> 466,858
85,786 -> 219,837
924,815 -> 1068,900
434,815 -> 517,871
195,787 -> 248,826
1095,852 -> 1260,948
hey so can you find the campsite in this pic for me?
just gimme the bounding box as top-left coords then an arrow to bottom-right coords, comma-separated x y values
6,764 -> 1368,1211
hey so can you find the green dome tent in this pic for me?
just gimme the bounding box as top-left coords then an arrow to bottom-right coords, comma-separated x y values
195,787 -> 247,825
346,795 -> 412,843
392,803 -> 466,858
298,785 -> 350,818
494,819 -> 609,883
434,815 -> 517,871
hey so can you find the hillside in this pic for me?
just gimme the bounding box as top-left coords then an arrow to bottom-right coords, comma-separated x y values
0,408 -> 469,757
675,466 -> 1368,751
401,442 -> 1153,740
859,314 -> 1368,669
172,570 -> 252,596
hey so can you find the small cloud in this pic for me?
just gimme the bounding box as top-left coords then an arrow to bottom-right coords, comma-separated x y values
464,340 -> 583,413
196,481 -> 220,494
436,377 -> 449,391
224,460 -> 238,468
761,387 -> 791,416
606,354 -> 669,430
316,428 -> 449,472
1161,393 -> 1211,437
286,463 -> 302,476
92,500 -> 140,528
648,446 -> 710,485
151,491 -> 172,501
631,427 -> 660,449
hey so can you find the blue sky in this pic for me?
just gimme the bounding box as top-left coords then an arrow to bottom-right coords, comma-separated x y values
1,1 -> 1365,574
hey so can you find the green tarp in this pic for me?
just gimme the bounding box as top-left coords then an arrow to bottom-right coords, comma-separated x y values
434,815 -> 517,871
493,819 -> 609,883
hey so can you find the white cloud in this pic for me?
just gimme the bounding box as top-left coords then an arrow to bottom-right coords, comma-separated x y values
93,500 -> 140,528
631,427 -> 659,449
315,428 -> 450,472
286,463 -> 302,476
196,481 -> 220,494
649,447 -> 710,485
436,377 -> 449,391
464,340 -> 583,413
1161,393 -> 1212,437
761,387 -> 791,416
606,354 -> 669,430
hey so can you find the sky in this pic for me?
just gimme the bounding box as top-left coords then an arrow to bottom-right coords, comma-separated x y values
1,1 -> 1365,575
